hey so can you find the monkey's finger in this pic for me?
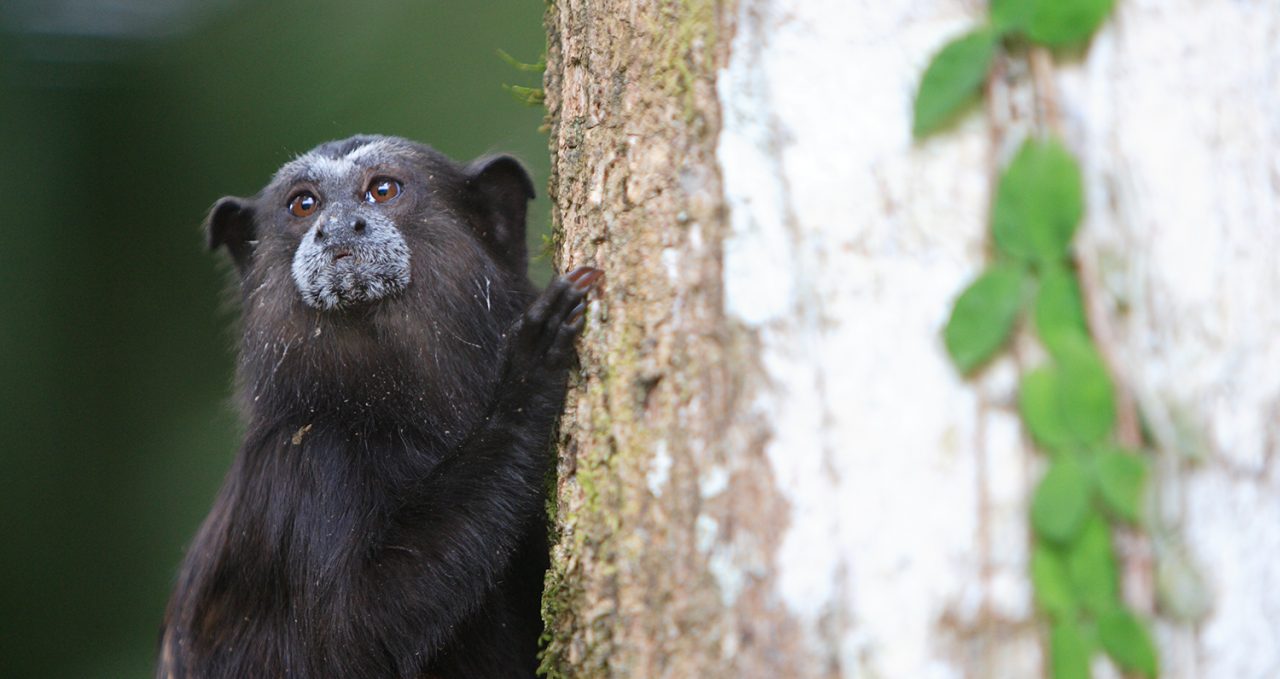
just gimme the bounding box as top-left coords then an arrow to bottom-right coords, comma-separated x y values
545,269 -> 600,351
521,276 -> 573,340
541,270 -> 592,325
531,287 -> 585,357
570,268 -> 603,292
566,265 -> 596,284
516,282 -> 575,362
545,309 -> 587,369
568,301 -> 587,326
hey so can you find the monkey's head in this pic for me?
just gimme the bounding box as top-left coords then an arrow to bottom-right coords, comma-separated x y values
204,136 -> 539,416
205,135 -> 535,313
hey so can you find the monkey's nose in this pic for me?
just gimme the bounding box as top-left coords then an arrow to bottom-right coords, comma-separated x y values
316,217 -> 368,244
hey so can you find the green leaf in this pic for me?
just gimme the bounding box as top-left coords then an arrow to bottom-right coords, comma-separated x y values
1020,345 -> 1114,449
496,48 -> 546,73
991,0 -> 1033,33
1098,609 -> 1159,677
1066,516 -> 1117,615
1032,543 -> 1077,619
1020,365 -> 1073,450
1056,337 -> 1115,444
1032,459 -> 1092,544
1096,447 -> 1147,523
944,265 -> 1027,373
1035,266 -> 1090,357
504,84 -> 546,107
913,28 -> 1000,138
1050,621 -> 1092,679
1027,0 -> 1115,47
992,138 -> 1084,264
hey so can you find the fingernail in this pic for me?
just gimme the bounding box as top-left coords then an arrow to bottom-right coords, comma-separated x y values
573,269 -> 603,290
567,266 -> 592,282
569,301 -> 587,324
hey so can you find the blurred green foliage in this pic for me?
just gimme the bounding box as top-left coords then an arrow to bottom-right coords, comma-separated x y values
0,2 -> 547,676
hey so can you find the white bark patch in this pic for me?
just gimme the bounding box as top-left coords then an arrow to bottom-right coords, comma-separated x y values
647,439 -> 673,496
719,1 -> 1028,676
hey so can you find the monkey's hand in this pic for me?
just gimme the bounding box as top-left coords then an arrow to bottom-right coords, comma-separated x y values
501,265 -> 603,389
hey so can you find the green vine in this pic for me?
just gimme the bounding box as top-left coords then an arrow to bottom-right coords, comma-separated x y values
498,48 -> 547,107
915,1 -> 1159,678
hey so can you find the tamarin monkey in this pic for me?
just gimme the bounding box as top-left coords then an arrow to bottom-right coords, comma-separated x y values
158,135 -> 601,679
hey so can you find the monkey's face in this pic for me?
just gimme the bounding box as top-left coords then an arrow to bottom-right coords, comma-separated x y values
268,138 -> 423,311
204,135 -> 535,315
282,169 -> 413,311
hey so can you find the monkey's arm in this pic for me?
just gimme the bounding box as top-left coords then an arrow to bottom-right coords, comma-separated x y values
361,267 -> 601,657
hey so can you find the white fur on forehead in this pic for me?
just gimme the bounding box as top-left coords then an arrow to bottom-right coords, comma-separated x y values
274,138 -> 418,184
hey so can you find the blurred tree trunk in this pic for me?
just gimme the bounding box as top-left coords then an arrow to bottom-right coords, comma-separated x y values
540,1 -> 1280,678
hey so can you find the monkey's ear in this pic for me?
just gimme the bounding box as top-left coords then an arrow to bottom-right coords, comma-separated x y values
204,196 -> 257,273
464,155 -> 535,276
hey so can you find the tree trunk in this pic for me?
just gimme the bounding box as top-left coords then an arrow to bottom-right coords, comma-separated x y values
540,1 -> 1280,678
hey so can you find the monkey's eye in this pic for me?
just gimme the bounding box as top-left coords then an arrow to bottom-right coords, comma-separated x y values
288,192 -> 319,218
365,178 -> 401,204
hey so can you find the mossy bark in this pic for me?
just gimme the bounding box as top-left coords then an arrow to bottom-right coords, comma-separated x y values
538,1 -> 804,677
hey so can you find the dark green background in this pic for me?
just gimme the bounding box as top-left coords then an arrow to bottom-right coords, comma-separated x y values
0,2 -> 548,676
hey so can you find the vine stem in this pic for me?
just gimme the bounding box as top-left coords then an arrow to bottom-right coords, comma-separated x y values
1027,47 -> 1063,137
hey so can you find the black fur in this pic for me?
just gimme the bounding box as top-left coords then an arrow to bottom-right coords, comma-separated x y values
160,135 -> 600,679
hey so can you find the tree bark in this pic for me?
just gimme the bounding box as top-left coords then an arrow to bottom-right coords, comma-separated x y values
541,1 -> 1280,678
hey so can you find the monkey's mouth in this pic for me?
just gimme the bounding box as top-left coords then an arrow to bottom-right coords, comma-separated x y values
292,241 -> 412,311
291,219 -> 412,311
